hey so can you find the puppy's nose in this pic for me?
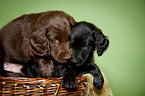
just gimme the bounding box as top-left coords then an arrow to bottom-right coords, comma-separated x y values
63,54 -> 71,60
64,56 -> 71,60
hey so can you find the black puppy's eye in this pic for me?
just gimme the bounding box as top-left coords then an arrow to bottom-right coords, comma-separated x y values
83,46 -> 87,50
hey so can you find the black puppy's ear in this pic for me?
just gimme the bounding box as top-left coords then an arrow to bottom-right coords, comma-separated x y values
94,30 -> 109,56
29,29 -> 50,56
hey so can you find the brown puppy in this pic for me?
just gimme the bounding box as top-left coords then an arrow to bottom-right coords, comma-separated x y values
0,11 -> 76,77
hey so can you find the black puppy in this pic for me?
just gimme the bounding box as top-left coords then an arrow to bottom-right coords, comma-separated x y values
55,21 -> 109,90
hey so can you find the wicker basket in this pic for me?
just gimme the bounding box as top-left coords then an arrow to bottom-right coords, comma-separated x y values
0,76 -> 87,96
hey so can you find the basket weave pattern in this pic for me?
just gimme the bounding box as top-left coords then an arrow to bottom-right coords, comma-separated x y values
0,76 -> 87,96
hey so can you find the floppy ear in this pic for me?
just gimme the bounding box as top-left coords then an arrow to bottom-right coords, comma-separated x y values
29,29 -> 50,56
94,30 -> 109,56
69,17 -> 76,26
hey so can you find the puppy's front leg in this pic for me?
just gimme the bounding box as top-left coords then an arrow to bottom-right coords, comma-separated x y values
22,61 -> 42,78
74,63 -> 104,90
38,59 -> 54,77
88,63 -> 104,90
61,66 -> 77,89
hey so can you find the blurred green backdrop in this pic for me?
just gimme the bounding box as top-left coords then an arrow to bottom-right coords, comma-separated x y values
0,0 -> 145,96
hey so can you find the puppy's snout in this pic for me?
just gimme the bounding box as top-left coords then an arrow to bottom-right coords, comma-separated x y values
71,58 -> 79,63
63,56 -> 71,60
63,53 -> 71,60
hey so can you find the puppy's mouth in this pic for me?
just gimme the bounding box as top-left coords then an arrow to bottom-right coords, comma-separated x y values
51,52 -> 69,63
55,57 -> 68,63
53,55 -> 69,63
72,54 -> 89,66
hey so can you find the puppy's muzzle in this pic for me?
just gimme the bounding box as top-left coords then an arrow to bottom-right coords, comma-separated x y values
71,58 -> 80,64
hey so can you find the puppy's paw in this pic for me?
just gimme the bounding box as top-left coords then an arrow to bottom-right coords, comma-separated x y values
93,78 -> 104,90
61,74 -> 77,89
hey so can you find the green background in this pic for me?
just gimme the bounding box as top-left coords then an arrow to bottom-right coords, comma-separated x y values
0,0 -> 145,96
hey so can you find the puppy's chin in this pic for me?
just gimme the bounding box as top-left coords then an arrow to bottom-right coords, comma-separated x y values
51,52 -> 70,63
73,54 -> 89,66
75,60 -> 86,66
75,63 -> 83,66
54,57 -> 68,63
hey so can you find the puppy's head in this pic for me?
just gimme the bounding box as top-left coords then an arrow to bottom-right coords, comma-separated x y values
71,21 -> 109,65
30,11 -> 76,63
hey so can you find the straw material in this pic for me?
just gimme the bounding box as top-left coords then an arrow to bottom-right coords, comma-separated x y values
1,62 -> 113,96
83,73 -> 113,96
0,76 -> 87,96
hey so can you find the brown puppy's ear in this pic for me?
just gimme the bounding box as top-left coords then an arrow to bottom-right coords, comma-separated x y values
94,29 -> 109,56
29,29 -> 50,56
70,17 -> 76,26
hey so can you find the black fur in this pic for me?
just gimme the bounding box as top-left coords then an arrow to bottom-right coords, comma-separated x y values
57,21 -> 109,90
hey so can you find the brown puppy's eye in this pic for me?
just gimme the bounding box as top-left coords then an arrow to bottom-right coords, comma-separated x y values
55,40 -> 59,44
53,39 -> 60,46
